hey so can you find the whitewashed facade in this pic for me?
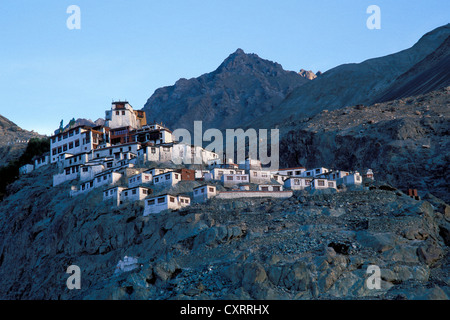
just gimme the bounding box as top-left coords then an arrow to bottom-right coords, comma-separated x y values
143,194 -> 191,215
193,184 -> 217,203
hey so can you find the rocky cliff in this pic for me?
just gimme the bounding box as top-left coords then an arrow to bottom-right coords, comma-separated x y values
143,49 -> 310,133
0,163 -> 448,300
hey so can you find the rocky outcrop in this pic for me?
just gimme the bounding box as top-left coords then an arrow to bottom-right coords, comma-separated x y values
298,69 -> 317,80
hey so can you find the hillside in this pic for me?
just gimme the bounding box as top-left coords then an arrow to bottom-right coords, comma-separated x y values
0,114 -> 44,166
279,87 -> 450,203
143,49 -> 310,133
0,157 -> 448,300
375,35 -> 450,102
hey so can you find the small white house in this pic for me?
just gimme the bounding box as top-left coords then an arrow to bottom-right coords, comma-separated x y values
271,174 -> 285,184
103,186 -> 126,206
221,174 -> 250,187
53,165 -> 80,186
342,172 -> 362,185
194,169 -> 210,179
143,194 -> 191,215
144,167 -> 172,177
311,178 -> 336,190
80,163 -> 105,182
209,168 -> 244,180
193,184 -> 217,203
302,167 -> 330,178
248,170 -> 271,184
258,184 -> 283,192
128,172 -> 153,188
153,171 -> 181,187
276,167 -> 306,177
120,186 -> 152,204
284,177 -> 312,190
34,154 -> 50,170
93,171 -> 122,188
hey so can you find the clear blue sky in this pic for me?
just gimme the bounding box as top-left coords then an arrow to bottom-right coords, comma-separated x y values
0,0 -> 448,136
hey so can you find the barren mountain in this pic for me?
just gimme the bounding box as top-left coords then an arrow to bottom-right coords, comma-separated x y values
143,49 -> 310,133
248,23 -> 450,132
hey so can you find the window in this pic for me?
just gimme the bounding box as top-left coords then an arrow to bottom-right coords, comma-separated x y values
165,174 -> 170,180
318,180 -> 325,187
63,133 -> 68,139
65,168 -> 70,175
157,197 -> 165,204
242,176 -> 247,180
287,171 -> 293,176
209,187 -> 214,193
227,176 -> 233,181
261,187 -> 269,191
104,191 -> 108,196
124,191 -> 128,196
58,136 -> 62,142
295,171 -> 301,175
116,111 -> 119,115
262,173 -> 268,178
97,177 -> 101,182
145,176 -> 149,180
306,172 -> 311,176
151,148 -> 156,154
175,174 -> 179,179
194,190 -> 198,194
201,188 -> 205,193
75,139 -> 80,147
273,186 -> 280,191
132,189 -> 137,195
356,175 -> 361,181
253,172 -> 257,176
328,182 -> 334,187
122,111 -> 125,115
63,144 -> 67,152
143,189 -> 147,194
148,199 -> 155,205
82,167 -> 88,172
315,169 -> 320,174
90,181 -> 93,188
69,131 -> 74,137
155,177 -> 159,183
52,148 -> 57,155
294,179 -> 300,185
128,146 -> 131,151
103,175 -> 107,180
170,197 -> 175,203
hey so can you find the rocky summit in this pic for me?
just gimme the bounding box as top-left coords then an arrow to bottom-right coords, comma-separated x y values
0,158 -> 448,300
